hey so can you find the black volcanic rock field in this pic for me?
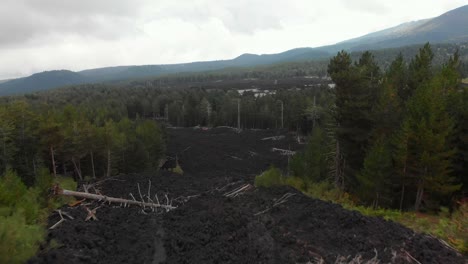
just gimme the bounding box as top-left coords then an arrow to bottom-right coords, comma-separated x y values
29,127 -> 467,264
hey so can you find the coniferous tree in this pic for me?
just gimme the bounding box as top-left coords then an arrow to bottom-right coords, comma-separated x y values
328,51 -> 381,190
357,137 -> 392,208
405,79 -> 460,211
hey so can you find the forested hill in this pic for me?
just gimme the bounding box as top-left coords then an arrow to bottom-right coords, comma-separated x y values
1,5 -> 467,96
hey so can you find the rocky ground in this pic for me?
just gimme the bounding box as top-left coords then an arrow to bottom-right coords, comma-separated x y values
29,127 -> 467,264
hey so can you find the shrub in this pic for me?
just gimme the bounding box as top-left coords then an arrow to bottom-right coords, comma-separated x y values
0,212 -> 44,264
255,166 -> 284,187
0,170 -> 45,263
285,176 -> 306,191
171,164 -> 184,175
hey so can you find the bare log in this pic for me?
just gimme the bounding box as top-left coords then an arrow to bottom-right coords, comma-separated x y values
55,187 -> 176,210
261,135 -> 285,141
254,192 -> 295,216
271,148 -> 296,156
224,184 -> 253,197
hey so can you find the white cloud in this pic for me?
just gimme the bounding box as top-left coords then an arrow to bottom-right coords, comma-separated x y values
0,0 -> 466,79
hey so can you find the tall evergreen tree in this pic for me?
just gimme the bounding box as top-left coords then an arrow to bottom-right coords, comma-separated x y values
328,51 -> 381,190
405,79 -> 460,211
407,43 -> 434,99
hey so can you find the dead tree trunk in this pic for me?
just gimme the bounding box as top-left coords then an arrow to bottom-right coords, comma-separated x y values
71,157 -> 83,181
50,146 -> 57,177
55,187 -> 176,210
90,150 -> 96,179
106,148 -> 111,178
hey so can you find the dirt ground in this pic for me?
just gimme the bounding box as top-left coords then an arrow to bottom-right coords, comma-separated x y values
29,127 -> 467,264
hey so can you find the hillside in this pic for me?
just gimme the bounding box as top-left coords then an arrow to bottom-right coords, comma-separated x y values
0,5 -> 467,96
0,70 -> 86,95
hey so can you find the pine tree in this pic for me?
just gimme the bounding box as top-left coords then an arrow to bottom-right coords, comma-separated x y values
391,120 -> 411,211
39,111 -> 64,178
357,137 -> 392,208
0,107 -> 16,173
405,80 -> 460,211
407,43 -> 434,99
328,51 -> 381,190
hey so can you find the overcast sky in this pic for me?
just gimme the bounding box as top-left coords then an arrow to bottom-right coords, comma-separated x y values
1,0 -> 466,80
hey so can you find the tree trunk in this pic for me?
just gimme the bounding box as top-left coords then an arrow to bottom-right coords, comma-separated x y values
106,148 -> 111,178
90,150 -> 96,179
415,183 -> 424,211
373,192 -> 379,210
399,164 -> 407,212
50,146 -> 57,177
33,157 -> 37,177
399,184 -> 405,212
71,157 -> 83,180
334,141 -> 340,188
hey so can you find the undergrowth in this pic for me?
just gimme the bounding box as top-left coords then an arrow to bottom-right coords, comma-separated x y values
0,169 -> 77,263
171,164 -> 184,175
254,166 -> 283,187
255,167 -> 468,254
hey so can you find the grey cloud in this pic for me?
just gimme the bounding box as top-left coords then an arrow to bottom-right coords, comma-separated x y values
0,0 -> 147,47
151,0 -> 287,34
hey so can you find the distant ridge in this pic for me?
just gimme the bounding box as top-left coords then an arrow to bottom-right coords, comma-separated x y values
1,5 -> 467,96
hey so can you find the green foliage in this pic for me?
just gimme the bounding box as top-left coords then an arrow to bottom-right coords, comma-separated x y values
254,166 -> 284,188
171,164 -> 184,175
357,138 -> 393,208
56,176 -> 77,191
291,127 -> 328,182
0,211 -> 44,264
328,50 -> 381,187
284,176 -> 306,191
0,170 -> 45,263
326,44 -> 465,211
0,169 -> 28,207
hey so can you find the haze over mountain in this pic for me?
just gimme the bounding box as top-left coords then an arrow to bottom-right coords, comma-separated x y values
1,4 -> 467,96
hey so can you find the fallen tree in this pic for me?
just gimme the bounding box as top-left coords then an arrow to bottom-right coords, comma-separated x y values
53,184 -> 176,211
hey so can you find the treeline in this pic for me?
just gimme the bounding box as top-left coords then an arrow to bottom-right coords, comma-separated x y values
0,101 -> 164,185
292,43 -> 467,211
4,83 -> 332,132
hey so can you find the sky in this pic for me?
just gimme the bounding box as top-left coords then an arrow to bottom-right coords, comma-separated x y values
0,0 -> 466,80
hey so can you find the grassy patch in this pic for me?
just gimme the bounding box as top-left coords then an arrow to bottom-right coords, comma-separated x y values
254,166 -> 284,187
171,164 -> 184,175
462,78 -> 468,84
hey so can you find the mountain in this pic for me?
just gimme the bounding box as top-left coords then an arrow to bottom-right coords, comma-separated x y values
78,48 -> 329,82
0,70 -> 86,95
1,5 -> 467,96
327,5 -> 468,52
